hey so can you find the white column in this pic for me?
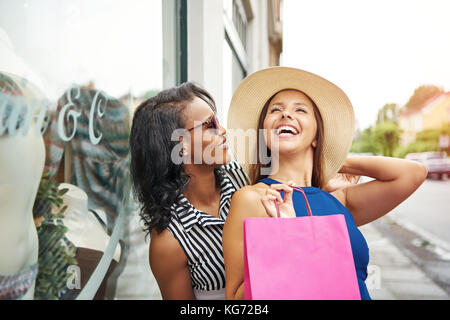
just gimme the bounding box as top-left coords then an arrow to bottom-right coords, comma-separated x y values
187,0 -> 224,117
247,0 -> 270,73
162,0 -> 177,89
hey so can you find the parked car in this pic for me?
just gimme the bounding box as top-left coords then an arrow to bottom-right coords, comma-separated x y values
406,152 -> 450,180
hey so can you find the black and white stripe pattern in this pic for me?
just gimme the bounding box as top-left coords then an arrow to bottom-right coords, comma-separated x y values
167,161 -> 248,291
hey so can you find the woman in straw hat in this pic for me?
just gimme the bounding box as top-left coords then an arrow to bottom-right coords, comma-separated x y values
222,67 -> 428,300
130,82 -> 248,300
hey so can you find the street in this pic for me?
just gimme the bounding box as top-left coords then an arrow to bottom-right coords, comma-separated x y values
367,178 -> 450,297
390,179 -> 450,245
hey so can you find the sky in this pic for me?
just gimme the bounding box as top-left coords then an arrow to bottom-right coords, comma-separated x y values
282,0 -> 450,130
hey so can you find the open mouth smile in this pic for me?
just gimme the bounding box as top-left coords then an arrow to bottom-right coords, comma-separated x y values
274,124 -> 300,137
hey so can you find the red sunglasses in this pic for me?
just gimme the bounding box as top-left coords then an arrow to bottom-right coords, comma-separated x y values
187,115 -> 219,131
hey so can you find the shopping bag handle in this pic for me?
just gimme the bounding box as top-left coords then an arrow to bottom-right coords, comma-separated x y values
274,186 -> 313,218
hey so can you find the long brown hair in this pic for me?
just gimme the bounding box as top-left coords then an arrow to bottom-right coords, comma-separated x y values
249,90 -> 325,188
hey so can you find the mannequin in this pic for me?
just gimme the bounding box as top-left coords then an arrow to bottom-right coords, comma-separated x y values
0,72 -> 45,300
55,144 -> 121,300
59,182 -> 121,263
43,85 -> 131,233
0,28 -> 45,92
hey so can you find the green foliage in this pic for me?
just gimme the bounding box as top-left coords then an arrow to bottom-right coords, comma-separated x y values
35,223 -> 77,300
415,123 -> 450,142
442,122 -> 450,135
33,172 -> 77,300
32,172 -> 68,220
351,126 -> 381,155
373,121 -> 401,157
416,129 -> 441,143
354,87 -> 448,158
352,121 -> 401,157
377,103 -> 400,124
394,140 -> 439,159
413,124 -> 450,154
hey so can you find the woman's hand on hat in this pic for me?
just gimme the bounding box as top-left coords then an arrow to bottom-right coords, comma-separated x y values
323,172 -> 360,193
260,182 -> 296,218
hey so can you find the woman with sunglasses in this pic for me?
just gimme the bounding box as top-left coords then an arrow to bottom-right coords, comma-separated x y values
129,82 -> 248,300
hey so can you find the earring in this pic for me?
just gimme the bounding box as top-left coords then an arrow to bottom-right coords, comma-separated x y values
179,146 -> 187,157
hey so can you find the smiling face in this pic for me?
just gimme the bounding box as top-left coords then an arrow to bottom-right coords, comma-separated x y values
263,89 -> 318,156
182,96 -> 231,166
249,88 -> 324,186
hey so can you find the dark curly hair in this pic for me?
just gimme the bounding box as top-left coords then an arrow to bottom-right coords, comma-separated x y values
130,82 -> 220,237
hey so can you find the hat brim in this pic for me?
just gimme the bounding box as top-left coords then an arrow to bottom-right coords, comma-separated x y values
226,66 -> 355,184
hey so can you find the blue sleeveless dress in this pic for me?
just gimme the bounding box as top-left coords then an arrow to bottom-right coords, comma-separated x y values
260,178 -> 371,300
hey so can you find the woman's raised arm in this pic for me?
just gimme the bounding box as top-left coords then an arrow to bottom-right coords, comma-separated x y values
340,156 -> 428,226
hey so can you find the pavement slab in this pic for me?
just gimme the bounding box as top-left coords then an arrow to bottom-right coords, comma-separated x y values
360,220 -> 450,300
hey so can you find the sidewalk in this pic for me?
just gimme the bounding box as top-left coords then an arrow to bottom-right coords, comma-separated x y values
359,221 -> 449,300
112,208 -> 449,300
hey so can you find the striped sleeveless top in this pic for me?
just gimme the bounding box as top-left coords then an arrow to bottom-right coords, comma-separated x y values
166,161 -> 248,298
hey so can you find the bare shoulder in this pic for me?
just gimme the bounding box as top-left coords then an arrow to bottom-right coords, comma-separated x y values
229,183 -> 269,219
150,228 -> 186,269
234,182 -> 269,197
330,189 -> 347,207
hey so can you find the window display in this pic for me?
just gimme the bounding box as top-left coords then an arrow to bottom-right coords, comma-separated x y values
0,0 -> 164,300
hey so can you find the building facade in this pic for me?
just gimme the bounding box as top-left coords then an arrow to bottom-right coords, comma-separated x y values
178,0 -> 283,126
0,0 -> 283,300
399,92 -> 450,146
399,108 -> 424,146
422,92 -> 450,131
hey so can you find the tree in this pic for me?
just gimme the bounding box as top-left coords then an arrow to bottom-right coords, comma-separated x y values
416,129 -> 441,143
405,85 -> 443,110
373,121 -> 401,157
350,126 -> 381,155
395,140 -> 439,159
377,103 -> 400,124
351,121 -> 401,157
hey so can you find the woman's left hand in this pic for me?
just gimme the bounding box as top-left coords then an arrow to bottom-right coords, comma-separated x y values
260,182 -> 297,218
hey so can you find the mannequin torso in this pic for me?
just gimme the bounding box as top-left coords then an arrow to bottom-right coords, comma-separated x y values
59,183 -> 121,263
0,121 -> 44,299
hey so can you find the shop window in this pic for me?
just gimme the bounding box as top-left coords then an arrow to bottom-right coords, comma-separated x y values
0,0 -> 170,300
232,0 -> 248,50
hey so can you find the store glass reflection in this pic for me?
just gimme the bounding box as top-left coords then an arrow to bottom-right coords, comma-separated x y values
0,0 -> 163,299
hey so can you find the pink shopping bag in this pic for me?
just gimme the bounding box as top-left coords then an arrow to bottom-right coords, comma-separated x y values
243,187 -> 361,300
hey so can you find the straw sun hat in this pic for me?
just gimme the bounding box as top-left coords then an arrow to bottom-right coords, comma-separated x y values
227,66 -> 355,185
